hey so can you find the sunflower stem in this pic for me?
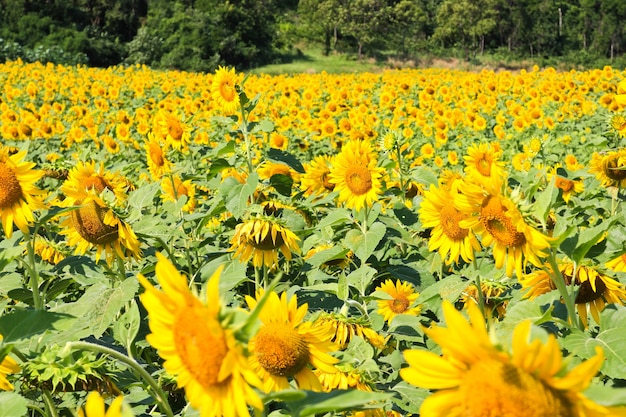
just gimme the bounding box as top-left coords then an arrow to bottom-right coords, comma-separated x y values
25,232 -> 44,310
66,341 -> 174,417
41,390 -> 58,417
546,250 -> 581,330
239,100 -> 254,175
471,258 -> 487,322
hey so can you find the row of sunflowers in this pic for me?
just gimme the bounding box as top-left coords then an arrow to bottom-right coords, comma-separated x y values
2,59 -> 626,416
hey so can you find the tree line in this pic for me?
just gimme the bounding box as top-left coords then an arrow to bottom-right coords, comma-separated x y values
0,0 -> 624,71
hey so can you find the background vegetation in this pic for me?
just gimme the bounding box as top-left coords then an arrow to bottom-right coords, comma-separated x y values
1,0 -> 626,72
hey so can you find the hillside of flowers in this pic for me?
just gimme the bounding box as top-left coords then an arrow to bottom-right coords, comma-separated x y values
2,59 -> 626,416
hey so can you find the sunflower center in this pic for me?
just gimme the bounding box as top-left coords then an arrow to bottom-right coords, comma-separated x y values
555,177 -> 574,192
250,230 -> 285,250
168,122 -> 183,142
321,172 -> 335,191
439,205 -> 469,241
220,82 -> 236,102
173,305 -> 229,387
150,146 -> 165,167
70,200 -> 119,245
476,156 -> 492,177
82,176 -> 109,193
389,296 -> 410,314
480,196 -> 525,247
603,156 -> 626,181
344,165 -> 373,195
253,323 -> 310,377
575,277 -> 607,304
460,359 -> 573,417
0,162 -> 23,209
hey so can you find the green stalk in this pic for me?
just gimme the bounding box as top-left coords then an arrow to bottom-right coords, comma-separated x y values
67,341 -> 174,417
546,250 -> 580,330
41,390 -> 58,417
471,258 -> 487,321
25,232 -> 44,310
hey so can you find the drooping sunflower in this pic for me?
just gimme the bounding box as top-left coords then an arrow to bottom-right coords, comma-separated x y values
314,363 -> 375,392
419,182 -> 481,265
300,155 -> 335,197
0,344 -> 20,391
375,279 -> 422,324
455,180 -> 552,277
144,133 -> 172,180
138,253 -> 263,417
77,392 -> 131,417
0,147 -> 45,238
312,312 -> 387,351
401,301 -> 626,417
245,290 -> 339,392
460,279 -> 509,319
328,139 -> 385,211
211,66 -> 241,115
304,243 -> 353,271
230,217 -> 300,269
589,149 -> 626,188
463,142 -> 506,192
161,175 -> 196,213
521,259 -> 626,328
59,195 -> 141,265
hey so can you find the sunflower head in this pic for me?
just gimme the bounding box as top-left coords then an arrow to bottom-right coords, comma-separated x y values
211,66 -> 241,115
375,279 -> 421,324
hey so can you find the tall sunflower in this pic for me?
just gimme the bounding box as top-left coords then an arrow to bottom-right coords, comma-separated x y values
77,392 -> 131,417
521,259 -> 626,328
419,182 -> 481,265
328,140 -> 385,211
401,301 -> 626,417
245,290 -> 339,392
211,66 -> 241,115
230,217 -> 300,269
589,149 -> 626,188
0,147 -> 45,238
455,180 -> 552,277
375,279 -> 422,324
138,253 -> 263,417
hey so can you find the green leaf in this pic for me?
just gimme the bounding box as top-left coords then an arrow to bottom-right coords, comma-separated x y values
531,177 -> 558,227
127,181 -> 161,212
250,118 -> 275,133
317,209 -> 352,229
561,220 -> 615,264
387,314 -> 424,342
0,309 -> 73,343
269,173 -> 293,196
285,389 -> 394,417
268,148 -> 305,173
344,222 -> 386,263
113,299 -> 141,352
391,381 -> 428,415
346,265 -> 377,296
223,172 -> 258,219
304,246 -> 349,268
0,392 -> 28,417
417,274 -> 467,304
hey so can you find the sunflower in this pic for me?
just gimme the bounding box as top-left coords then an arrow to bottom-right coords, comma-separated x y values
161,175 -> 196,213
615,79 -> 626,106
401,301 -> 626,417
459,279 -> 509,319
257,161 -> 301,184
77,392 -> 131,417
0,345 -> 20,391
328,139 -> 385,211
546,165 -> 585,203
300,155 -> 335,197
419,183 -> 481,265
230,217 -> 300,269
59,161 -> 129,204
455,180 -> 552,277
59,195 -> 141,265
314,363 -> 375,392
269,132 -> 289,150
610,114 -> 626,138
145,133 -> 171,180
312,312 -> 387,350
245,290 -> 339,392
0,147 -> 45,238
211,66 -> 241,115
304,243 -> 353,271
153,109 -> 192,151
589,149 -> 626,188
30,237 -> 66,265
463,142 -> 506,192
138,253 -> 263,417
375,279 -> 422,324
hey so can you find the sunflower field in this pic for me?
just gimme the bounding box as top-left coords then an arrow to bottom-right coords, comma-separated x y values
2,59 -> 626,417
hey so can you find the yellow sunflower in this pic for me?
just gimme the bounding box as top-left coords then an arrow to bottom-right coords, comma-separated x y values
615,79 -> 626,106
375,279 -> 422,324
59,161 -> 129,204
138,253 -> 263,417
589,149 -> 626,188
463,142 -> 506,192
144,133 -> 171,180
161,175 -> 196,213
521,260 -> 626,327
245,290 -> 339,392
312,312 -> 387,350
211,66 -> 241,115
304,243 -> 353,271
401,301 -> 626,417
230,217 -> 300,269
59,195 -> 141,265
257,161 -> 301,184
328,139 -> 385,211
460,279 -> 509,319
300,155 -> 335,197
314,364 -> 375,392
0,344 -> 20,391
77,392 -> 131,417
0,147 -> 45,238
153,109 -> 192,151
419,183 -> 481,265
455,180 -> 552,277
